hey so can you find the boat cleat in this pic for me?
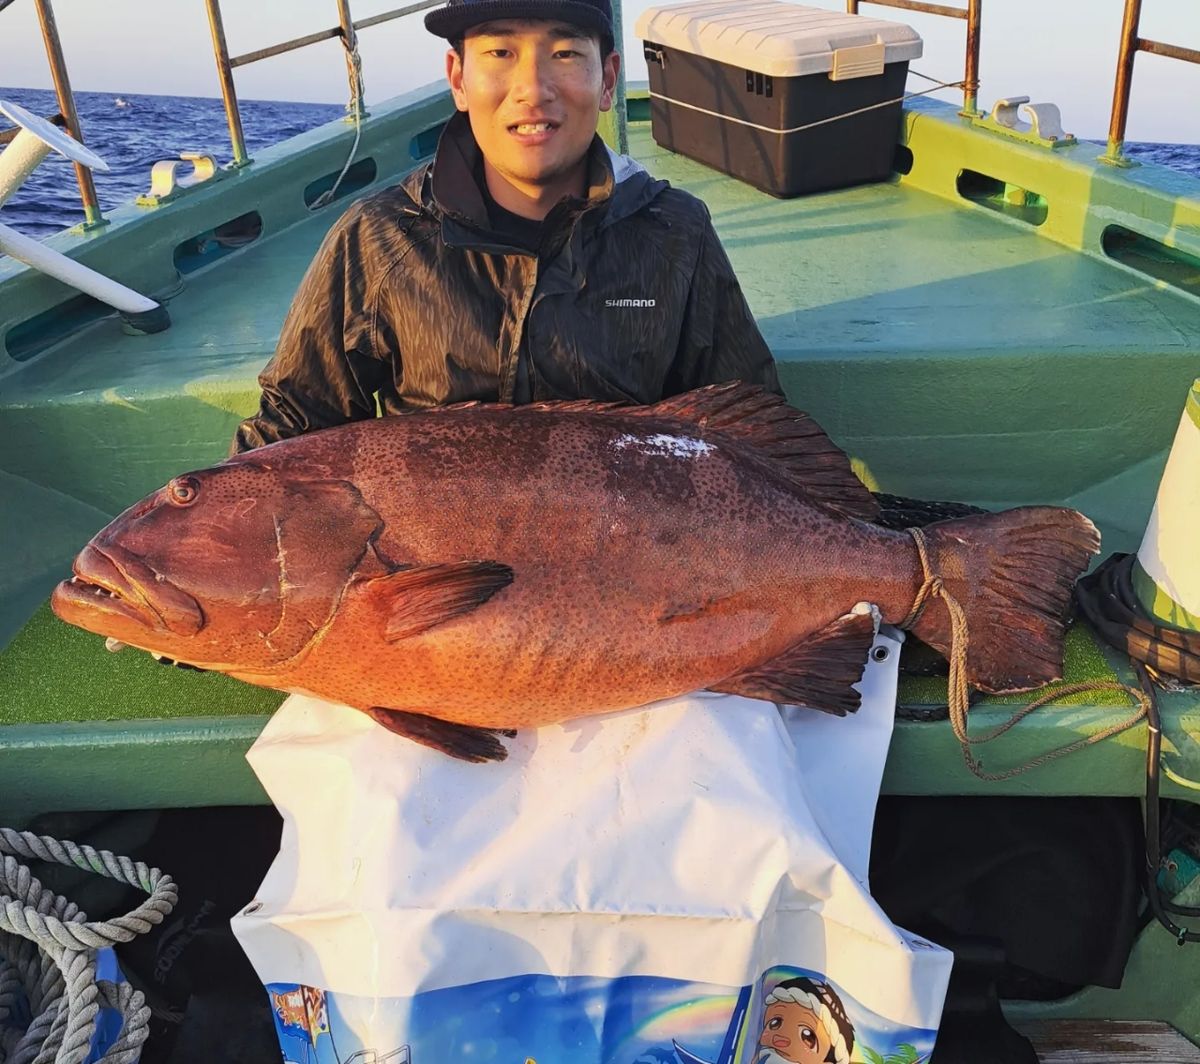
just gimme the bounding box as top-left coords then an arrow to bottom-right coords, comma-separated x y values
973,95 -> 1078,149
137,152 -> 226,206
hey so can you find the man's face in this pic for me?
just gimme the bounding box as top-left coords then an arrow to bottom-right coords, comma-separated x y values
759,1000 -> 832,1064
446,19 -> 620,202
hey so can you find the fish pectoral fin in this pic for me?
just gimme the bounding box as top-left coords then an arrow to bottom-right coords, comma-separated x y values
366,708 -> 512,762
708,605 -> 878,716
363,560 -> 515,642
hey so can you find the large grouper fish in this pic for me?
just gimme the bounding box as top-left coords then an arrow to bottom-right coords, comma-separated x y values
52,383 -> 1099,762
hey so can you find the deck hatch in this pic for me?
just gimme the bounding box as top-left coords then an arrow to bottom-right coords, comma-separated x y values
173,211 -> 264,274
1102,225 -> 1200,298
4,292 -> 112,363
409,122 -> 446,161
303,157 -> 377,209
957,169 -> 1049,226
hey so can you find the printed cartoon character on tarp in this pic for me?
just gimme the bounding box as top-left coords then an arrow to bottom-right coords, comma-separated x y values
756,977 -> 853,1064
269,984 -> 331,1062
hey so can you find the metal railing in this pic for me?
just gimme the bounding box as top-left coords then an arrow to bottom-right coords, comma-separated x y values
204,0 -> 442,168
847,0 -> 983,117
7,0 -> 1196,228
1103,0 -> 1200,165
0,0 -> 440,228
14,0 -> 105,227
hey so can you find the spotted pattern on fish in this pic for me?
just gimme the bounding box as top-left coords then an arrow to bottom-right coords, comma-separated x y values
52,384 -> 1100,752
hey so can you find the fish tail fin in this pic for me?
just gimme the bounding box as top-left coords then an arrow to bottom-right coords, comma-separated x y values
908,507 -> 1099,693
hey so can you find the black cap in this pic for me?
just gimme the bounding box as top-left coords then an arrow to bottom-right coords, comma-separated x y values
425,0 -> 614,46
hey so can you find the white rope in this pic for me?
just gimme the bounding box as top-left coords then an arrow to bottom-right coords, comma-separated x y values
649,69 -> 965,136
0,829 -> 177,1064
312,34 -> 366,210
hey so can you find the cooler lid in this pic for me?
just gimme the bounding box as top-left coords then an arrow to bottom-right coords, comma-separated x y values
635,0 -> 923,79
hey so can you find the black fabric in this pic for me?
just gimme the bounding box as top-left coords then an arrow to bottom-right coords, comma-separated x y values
485,194 -> 545,253
870,796 -> 1144,993
232,112 -> 780,454
926,940 -> 1038,1064
425,0 -> 613,43
28,807 -> 284,1064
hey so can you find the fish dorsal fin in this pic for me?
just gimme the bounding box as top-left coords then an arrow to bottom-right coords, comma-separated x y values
415,384 -> 877,521
708,604 -> 878,716
642,383 -> 880,521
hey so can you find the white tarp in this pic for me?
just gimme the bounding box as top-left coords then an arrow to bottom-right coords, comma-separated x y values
233,624 -> 951,1064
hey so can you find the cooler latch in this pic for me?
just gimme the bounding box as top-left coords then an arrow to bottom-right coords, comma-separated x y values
829,41 -> 886,81
644,44 -> 666,67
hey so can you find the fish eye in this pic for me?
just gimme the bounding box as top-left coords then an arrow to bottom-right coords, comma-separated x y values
800,1026 -> 817,1049
167,475 -> 201,506
767,1018 -> 782,1031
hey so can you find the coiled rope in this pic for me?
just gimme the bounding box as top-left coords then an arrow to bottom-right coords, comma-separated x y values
900,527 -> 1150,781
0,829 -> 177,1064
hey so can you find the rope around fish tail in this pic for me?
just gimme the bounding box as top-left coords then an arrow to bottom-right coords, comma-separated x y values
0,828 -> 177,1064
901,527 -> 1150,782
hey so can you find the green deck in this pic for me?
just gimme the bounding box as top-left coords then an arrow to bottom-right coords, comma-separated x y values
3,90 -> 1200,823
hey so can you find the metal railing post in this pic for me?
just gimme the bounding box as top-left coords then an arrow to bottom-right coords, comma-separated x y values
612,0 -> 627,155
844,0 -> 982,119
334,0 -> 367,119
1103,0 -> 1144,166
961,0 -> 982,117
31,0 -> 104,228
204,0 -> 251,167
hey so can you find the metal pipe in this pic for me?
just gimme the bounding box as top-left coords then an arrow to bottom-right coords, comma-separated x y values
1139,38 -> 1200,66
352,0 -> 442,32
229,0 -> 442,69
855,0 -> 967,20
611,0 -> 627,155
335,0 -> 366,119
230,27 -> 342,69
962,0 -> 982,117
1105,0 -> 1143,164
31,0 -> 103,228
842,0 -> 978,116
204,0 -> 250,168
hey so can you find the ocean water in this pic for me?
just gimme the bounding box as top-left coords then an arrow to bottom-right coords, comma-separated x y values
0,87 -> 343,238
1,84 -> 1198,238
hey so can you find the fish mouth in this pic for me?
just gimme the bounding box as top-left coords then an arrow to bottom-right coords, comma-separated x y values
52,543 -> 204,638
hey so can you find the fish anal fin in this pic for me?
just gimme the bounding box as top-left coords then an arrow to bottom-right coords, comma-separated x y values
646,383 -> 879,521
709,604 -> 878,716
366,708 -> 512,762
361,561 -> 514,642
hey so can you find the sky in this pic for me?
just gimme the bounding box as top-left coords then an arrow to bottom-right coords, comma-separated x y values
1,0 -> 1197,143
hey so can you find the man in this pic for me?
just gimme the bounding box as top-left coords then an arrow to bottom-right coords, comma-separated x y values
231,0 -> 780,454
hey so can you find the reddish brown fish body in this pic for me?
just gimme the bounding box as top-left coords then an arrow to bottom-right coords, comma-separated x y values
52,385 -> 1099,757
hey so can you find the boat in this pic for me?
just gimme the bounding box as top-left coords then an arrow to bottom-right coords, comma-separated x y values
2,0 -> 1200,1059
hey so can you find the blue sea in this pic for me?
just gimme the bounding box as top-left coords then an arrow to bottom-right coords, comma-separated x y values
1,84 -> 1198,238
0,87 -> 343,238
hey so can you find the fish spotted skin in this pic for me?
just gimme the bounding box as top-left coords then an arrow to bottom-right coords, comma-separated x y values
51,384 -> 1098,754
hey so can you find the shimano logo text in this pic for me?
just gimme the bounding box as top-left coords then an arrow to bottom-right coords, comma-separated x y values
605,298 -> 656,308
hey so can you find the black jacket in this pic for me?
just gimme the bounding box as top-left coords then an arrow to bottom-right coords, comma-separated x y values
232,112 -> 780,454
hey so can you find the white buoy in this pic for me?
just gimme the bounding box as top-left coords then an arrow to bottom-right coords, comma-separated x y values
1134,379 -> 1200,632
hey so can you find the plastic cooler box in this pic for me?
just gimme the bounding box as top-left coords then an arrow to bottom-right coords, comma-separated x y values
635,0 -> 923,197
